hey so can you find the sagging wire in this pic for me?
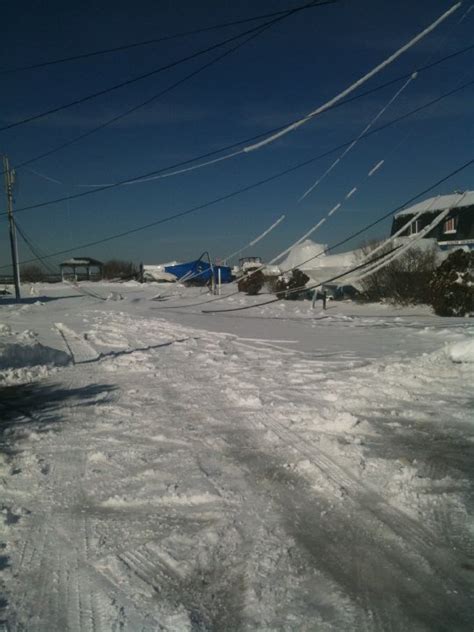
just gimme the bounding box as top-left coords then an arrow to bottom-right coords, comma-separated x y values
9,3 -> 460,204
201,245 -> 403,313
242,3 -> 461,153
203,194 -> 468,314
345,195 -> 467,285
151,215 -> 286,300
150,155 -> 474,312
298,73 -> 417,203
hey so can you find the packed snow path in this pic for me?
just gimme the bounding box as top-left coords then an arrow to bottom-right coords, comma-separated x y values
1,290 -> 473,631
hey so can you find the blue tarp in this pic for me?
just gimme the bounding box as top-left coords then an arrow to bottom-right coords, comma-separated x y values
165,258 -> 233,284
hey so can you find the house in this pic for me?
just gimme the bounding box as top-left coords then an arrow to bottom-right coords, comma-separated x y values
390,191 -> 474,250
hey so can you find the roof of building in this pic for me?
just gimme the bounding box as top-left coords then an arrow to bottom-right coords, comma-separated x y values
394,191 -> 474,218
60,257 -> 103,267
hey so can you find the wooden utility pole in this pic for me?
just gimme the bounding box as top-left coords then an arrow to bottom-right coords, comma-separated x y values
2,155 -> 21,301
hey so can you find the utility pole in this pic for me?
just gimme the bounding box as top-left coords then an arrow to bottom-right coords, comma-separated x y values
2,155 -> 21,301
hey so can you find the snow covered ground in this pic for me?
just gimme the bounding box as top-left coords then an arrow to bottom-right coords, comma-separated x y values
1,282 -> 473,631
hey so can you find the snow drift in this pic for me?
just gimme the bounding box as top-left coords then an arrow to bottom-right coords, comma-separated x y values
279,239 -> 360,285
447,337 -> 474,363
0,330 -> 70,384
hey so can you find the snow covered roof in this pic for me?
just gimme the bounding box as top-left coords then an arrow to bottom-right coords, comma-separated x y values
394,191 -> 474,217
60,257 -> 103,267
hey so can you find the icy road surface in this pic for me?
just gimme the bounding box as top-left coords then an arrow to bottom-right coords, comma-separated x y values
1,283 -> 473,631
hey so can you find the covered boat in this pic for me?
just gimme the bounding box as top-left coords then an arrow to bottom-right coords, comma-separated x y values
165,252 -> 233,285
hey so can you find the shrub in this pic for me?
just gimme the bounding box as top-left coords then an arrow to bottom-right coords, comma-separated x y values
275,269 -> 310,300
429,249 -> 474,316
263,274 -> 280,294
103,260 -> 137,280
237,270 -> 265,295
358,243 -> 438,305
21,264 -> 46,282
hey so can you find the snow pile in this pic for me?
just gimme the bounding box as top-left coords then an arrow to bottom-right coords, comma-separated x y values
446,337 -> 474,363
280,239 -> 359,271
143,263 -> 179,283
279,240 -> 327,271
106,292 -> 123,301
0,328 -> 70,384
279,239 -> 360,287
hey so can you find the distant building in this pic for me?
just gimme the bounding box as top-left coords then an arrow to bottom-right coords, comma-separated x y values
60,257 -> 103,281
391,191 -> 474,250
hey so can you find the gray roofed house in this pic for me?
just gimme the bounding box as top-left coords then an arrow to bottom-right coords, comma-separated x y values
391,191 -> 474,250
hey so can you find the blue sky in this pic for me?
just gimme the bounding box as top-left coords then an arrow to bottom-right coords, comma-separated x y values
0,0 -> 473,270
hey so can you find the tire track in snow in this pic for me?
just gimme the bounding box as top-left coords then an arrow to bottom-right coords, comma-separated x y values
255,401 -> 472,566
86,311 -> 474,629
200,335 -> 474,630
4,308 -> 471,630
8,513 -> 163,631
232,413 -> 473,631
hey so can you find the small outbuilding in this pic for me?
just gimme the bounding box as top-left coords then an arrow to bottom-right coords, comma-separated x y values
60,257 -> 103,281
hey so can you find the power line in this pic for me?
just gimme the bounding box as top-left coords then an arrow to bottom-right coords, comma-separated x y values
8,18 -> 302,175
203,193 -> 467,313
0,1 -> 336,75
187,158 -> 474,313
6,39 -> 474,179
14,220 -> 57,274
201,245 -> 403,313
2,132 -> 473,276
242,2 -> 461,153
4,75 -> 474,218
0,1 -> 335,133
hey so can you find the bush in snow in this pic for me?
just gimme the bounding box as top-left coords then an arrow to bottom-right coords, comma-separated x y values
275,269 -> 310,300
20,264 -> 47,282
263,274 -> 280,294
429,249 -> 474,317
103,260 -> 137,280
237,270 -> 265,295
358,242 -> 438,305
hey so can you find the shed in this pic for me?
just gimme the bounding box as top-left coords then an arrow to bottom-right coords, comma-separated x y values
60,257 -> 104,281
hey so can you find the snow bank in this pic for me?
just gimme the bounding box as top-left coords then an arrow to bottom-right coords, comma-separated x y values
143,263 -> 179,282
280,239 -> 359,273
0,331 -> 70,384
447,337 -> 474,363
279,240 -> 327,271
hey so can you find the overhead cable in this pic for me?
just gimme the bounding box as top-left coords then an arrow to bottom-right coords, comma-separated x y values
151,156 -> 474,311
200,198 -> 466,314
242,3 -> 461,152
0,0 -> 330,133
12,21 -> 282,180
0,1 -> 336,75
6,150 -> 467,304
5,74 -> 474,217
6,41 -> 474,181
345,195 -> 467,284
200,246 -> 403,313
69,6 -> 465,190
298,73 -> 417,202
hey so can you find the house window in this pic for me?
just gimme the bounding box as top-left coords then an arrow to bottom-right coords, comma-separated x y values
443,216 -> 458,234
408,219 -> 420,235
